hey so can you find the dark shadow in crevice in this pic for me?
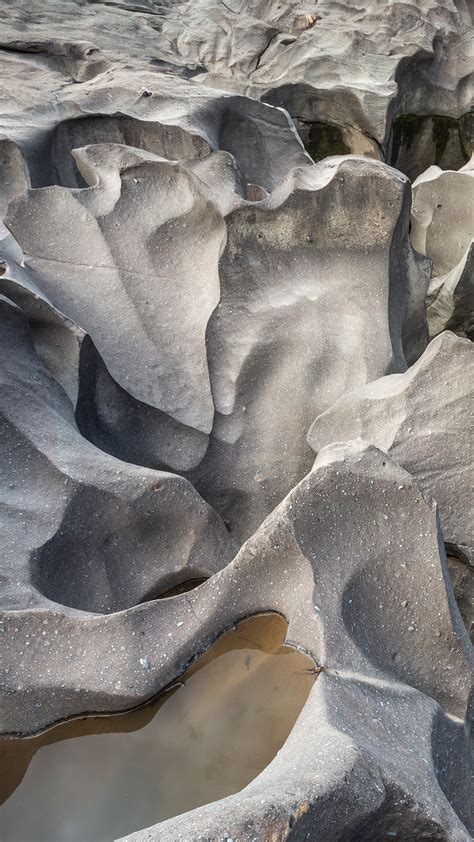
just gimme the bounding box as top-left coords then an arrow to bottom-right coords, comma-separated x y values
431,706 -> 472,833
75,335 -> 208,475
138,577 -> 209,604
149,58 -> 206,78
27,113 -> 211,188
29,482 -> 225,615
336,785 -> 450,842
298,121 -> 350,162
262,82 -> 382,161
445,544 -> 473,641
387,113 -> 471,181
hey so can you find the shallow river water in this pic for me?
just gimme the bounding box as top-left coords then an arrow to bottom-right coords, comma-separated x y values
0,613 -> 316,841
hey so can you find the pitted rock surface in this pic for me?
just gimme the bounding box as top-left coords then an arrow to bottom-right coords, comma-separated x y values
0,1 -> 472,841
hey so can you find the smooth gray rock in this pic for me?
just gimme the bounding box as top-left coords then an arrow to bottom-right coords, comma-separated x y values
411,158 -> 474,339
194,156 -> 429,540
5,146 -> 226,432
426,243 -> 474,340
0,261 -> 211,473
308,331 -> 474,563
0,2 -> 472,841
411,158 -> 474,278
3,441 -> 470,839
2,137 -> 430,541
0,295 -> 236,613
0,0 -> 471,171
447,554 -> 474,640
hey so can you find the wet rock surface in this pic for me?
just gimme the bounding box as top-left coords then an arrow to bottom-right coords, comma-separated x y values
0,614 -> 316,841
0,1 -> 472,840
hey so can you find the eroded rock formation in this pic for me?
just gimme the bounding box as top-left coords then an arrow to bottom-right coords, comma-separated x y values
0,1 -> 472,840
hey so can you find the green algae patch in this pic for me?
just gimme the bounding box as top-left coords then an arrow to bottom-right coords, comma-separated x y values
391,113 -> 425,156
305,121 -> 350,162
459,111 -> 473,161
390,113 -> 471,179
431,115 -> 463,165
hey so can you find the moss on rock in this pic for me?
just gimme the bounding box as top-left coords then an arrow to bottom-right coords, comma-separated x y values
431,115 -> 461,165
390,113 -> 471,179
305,122 -> 350,162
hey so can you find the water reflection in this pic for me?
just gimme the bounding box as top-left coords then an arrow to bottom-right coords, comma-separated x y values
0,613 -> 317,841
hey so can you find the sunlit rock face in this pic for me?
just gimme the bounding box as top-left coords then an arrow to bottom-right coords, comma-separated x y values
411,156 -> 474,340
0,1 -> 472,841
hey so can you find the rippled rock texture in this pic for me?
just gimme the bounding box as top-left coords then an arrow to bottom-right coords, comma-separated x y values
0,1 -> 472,840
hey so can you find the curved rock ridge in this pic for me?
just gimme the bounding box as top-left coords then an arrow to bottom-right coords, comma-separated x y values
426,242 -> 474,340
0,295 -> 236,613
2,140 -> 430,540
308,331 -> 474,564
5,147 -> 227,432
193,156 -> 429,540
411,156 -> 474,339
0,0 -> 471,162
1,441 -> 471,838
0,266 -> 212,473
0,2 -> 472,840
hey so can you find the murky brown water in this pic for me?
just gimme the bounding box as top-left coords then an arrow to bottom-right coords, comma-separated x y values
0,613 -> 317,841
